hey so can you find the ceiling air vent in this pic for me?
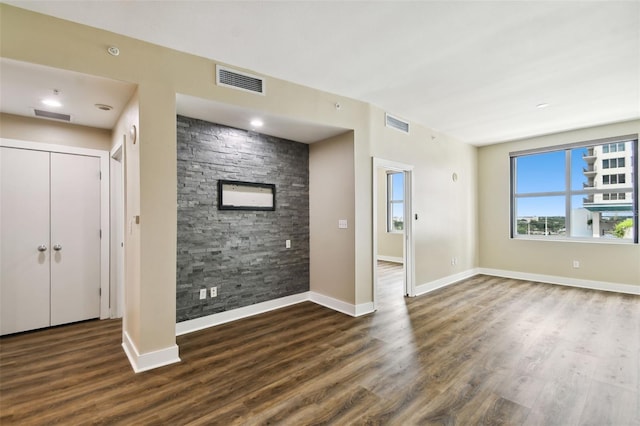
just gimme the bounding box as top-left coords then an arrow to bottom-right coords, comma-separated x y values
34,109 -> 71,122
216,65 -> 265,95
385,113 -> 409,134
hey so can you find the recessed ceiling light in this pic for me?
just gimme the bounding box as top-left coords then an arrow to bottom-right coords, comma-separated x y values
536,103 -> 550,109
95,103 -> 113,111
250,119 -> 263,127
42,99 -> 62,108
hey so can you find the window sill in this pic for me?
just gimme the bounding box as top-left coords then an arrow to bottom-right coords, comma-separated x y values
511,235 -> 636,245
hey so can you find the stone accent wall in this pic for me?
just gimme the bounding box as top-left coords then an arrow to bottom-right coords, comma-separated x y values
176,115 -> 309,322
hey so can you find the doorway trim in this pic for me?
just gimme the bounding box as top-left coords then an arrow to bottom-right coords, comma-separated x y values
0,138 -> 111,319
372,157 -> 415,310
110,140 -> 125,318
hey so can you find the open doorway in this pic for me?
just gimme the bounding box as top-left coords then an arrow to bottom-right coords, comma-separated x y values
372,158 -> 415,310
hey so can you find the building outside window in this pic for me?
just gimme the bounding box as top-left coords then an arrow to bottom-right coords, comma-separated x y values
510,137 -> 638,242
387,172 -> 404,232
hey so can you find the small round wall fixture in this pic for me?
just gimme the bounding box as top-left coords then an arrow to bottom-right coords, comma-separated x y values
452,172 -> 458,182
107,46 -> 120,56
130,124 -> 137,144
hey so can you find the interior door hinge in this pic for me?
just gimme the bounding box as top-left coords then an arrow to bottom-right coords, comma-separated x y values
99,288 -> 102,296
99,171 -> 102,180
99,229 -> 102,239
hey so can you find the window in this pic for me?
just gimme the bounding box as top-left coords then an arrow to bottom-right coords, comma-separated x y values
603,174 -> 626,185
603,193 -> 626,201
387,172 -> 404,232
602,142 -> 626,153
511,137 -> 638,242
603,158 -> 625,169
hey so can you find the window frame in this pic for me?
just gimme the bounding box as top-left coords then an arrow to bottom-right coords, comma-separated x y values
510,135 -> 638,243
387,171 -> 404,233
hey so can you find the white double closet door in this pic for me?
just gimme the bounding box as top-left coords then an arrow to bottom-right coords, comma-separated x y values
1,147 -> 101,335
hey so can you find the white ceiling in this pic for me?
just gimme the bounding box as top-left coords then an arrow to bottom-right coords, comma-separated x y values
4,1 -> 639,145
0,58 -> 136,129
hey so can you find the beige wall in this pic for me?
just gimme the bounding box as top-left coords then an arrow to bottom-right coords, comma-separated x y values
478,120 -> 640,286
0,113 -> 111,150
309,132 -> 356,303
368,106 -> 479,293
376,168 -> 403,260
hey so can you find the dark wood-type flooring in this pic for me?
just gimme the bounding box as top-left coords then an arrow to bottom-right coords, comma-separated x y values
1,261 -> 639,425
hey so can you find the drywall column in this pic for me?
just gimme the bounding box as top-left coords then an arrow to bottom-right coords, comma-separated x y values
122,83 -> 179,371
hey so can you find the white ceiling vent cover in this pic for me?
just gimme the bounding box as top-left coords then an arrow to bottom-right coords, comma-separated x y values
33,109 -> 71,122
216,65 -> 265,95
385,113 -> 410,134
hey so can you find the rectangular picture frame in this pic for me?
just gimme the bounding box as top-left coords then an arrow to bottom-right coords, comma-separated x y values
218,180 -> 276,211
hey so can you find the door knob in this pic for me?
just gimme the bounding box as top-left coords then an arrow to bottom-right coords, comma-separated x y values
53,244 -> 62,251
37,244 -> 47,252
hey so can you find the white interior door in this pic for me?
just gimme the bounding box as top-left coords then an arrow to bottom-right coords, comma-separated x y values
50,153 -> 101,326
0,147 -> 51,334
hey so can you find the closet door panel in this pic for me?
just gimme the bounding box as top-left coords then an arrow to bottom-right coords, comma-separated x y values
0,147 -> 51,335
50,153 -> 101,326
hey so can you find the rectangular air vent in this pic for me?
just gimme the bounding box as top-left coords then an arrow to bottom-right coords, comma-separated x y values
34,109 -> 71,122
216,65 -> 265,95
385,113 -> 410,134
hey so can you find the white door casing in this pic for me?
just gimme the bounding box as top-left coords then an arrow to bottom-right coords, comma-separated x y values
110,142 -> 124,319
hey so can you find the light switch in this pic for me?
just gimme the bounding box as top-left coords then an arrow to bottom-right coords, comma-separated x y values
286,239 -> 291,248
338,219 -> 348,229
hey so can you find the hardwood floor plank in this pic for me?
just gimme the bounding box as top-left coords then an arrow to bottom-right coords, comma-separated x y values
523,374 -> 592,426
1,262 -> 638,425
579,380 -> 640,426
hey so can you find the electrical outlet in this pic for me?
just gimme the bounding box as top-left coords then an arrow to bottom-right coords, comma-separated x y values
285,239 -> 291,249
451,257 -> 457,266
210,287 -> 217,298
199,289 -> 206,300
573,260 -> 580,269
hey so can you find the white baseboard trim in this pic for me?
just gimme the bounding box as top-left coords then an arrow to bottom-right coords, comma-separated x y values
415,268 -> 480,297
377,255 -> 404,264
122,331 -> 181,373
176,291 -> 370,338
355,302 -> 375,316
176,292 -> 310,336
308,291 -> 374,317
478,268 -> 640,295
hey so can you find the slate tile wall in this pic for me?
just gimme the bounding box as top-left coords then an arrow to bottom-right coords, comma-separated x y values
176,115 -> 310,322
